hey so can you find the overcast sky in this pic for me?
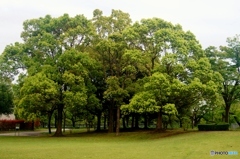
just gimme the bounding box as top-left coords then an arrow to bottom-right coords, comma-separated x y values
0,0 -> 240,54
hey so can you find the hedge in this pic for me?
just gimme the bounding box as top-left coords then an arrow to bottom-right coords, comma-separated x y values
198,123 -> 229,131
0,120 -> 34,131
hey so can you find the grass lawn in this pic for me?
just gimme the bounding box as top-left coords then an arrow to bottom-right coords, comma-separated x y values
0,129 -> 239,159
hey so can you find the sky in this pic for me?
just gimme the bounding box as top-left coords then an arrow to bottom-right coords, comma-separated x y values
0,0 -> 240,54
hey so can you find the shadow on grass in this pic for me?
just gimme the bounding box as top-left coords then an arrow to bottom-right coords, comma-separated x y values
58,128 -> 200,141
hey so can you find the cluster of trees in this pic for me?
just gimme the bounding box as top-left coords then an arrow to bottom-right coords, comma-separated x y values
1,9 -> 240,136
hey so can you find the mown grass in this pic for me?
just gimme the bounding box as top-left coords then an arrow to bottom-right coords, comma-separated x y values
0,129 -> 239,159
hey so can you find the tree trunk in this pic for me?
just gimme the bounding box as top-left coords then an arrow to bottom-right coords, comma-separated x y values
116,106 -> 120,136
122,116 -> 126,129
86,122 -> 90,132
194,115 -> 203,127
71,117 -> 75,128
63,111 -> 66,133
179,119 -> 182,128
135,114 -> 139,129
54,104 -> 64,136
191,115 -> 194,129
104,114 -> 107,130
156,111 -> 163,130
48,112 -> 52,134
234,116 -> 240,126
131,114 -> 135,129
225,105 -> 230,123
144,114 -> 148,129
54,114 -> 57,128
42,121 -> 45,128
126,115 -> 129,128
96,113 -> 101,131
108,106 -> 114,133
168,115 -> 173,129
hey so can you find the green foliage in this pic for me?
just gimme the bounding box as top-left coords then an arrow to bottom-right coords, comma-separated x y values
121,92 -> 158,114
205,34 -> 240,123
0,9 -> 234,133
163,104 -> 177,115
0,82 -> 14,115
104,76 -> 128,105
16,73 -> 58,120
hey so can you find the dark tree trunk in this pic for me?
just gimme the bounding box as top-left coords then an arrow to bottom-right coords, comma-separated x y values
108,105 -> 114,133
222,113 -> 225,122
116,106 -> 120,136
131,114 -> 135,129
168,115 -> 173,129
104,114 -> 107,130
179,118 -> 182,128
156,111 -> 163,130
54,104 -> 64,136
135,114 -> 139,129
48,112 -> 53,134
194,115 -> 203,127
54,114 -> 57,128
190,115 -> 194,129
122,116 -> 126,129
86,122 -> 91,132
144,114 -> 148,129
63,111 -> 66,133
71,117 -> 75,128
225,105 -> 230,123
96,113 -> 101,131
234,116 -> 240,126
42,122 -> 45,128
126,115 -> 129,128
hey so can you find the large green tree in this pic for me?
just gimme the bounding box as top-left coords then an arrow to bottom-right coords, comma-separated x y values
16,73 -> 58,133
92,9 -> 138,134
205,34 -> 240,123
2,14 -> 95,136
122,18 -> 221,129
0,9 -> 225,135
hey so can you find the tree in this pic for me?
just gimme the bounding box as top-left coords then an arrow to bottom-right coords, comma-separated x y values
122,18 -> 220,129
16,73 -> 58,134
205,34 -> 240,123
2,14 -> 95,136
0,55 -> 14,115
0,81 -> 14,115
122,72 -> 178,130
92,9 -> 135,134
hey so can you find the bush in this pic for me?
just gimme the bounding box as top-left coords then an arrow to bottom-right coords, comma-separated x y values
198,123 -> 229,131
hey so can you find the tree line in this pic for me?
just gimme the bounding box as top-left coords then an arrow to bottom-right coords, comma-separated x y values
1,9 -> 240,136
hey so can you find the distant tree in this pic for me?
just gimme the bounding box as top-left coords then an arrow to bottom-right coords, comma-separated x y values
0,81 -> 14,115
205,34 -> 240,123
92,9 -> 138,135
1,14 -> 95,136
121,18 -> 220,130
15,73 -> 58,134
0,55 -> 14,115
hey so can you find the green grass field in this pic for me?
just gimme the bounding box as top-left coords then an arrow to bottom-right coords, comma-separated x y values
0,129 -> 239,159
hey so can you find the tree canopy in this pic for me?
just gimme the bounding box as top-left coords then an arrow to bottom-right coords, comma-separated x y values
0,9 -> 237,135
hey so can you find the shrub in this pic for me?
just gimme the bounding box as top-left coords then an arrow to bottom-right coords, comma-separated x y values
198,123 -> 229,131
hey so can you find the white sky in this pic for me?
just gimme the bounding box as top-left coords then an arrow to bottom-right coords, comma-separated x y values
0,0 -> 240,54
